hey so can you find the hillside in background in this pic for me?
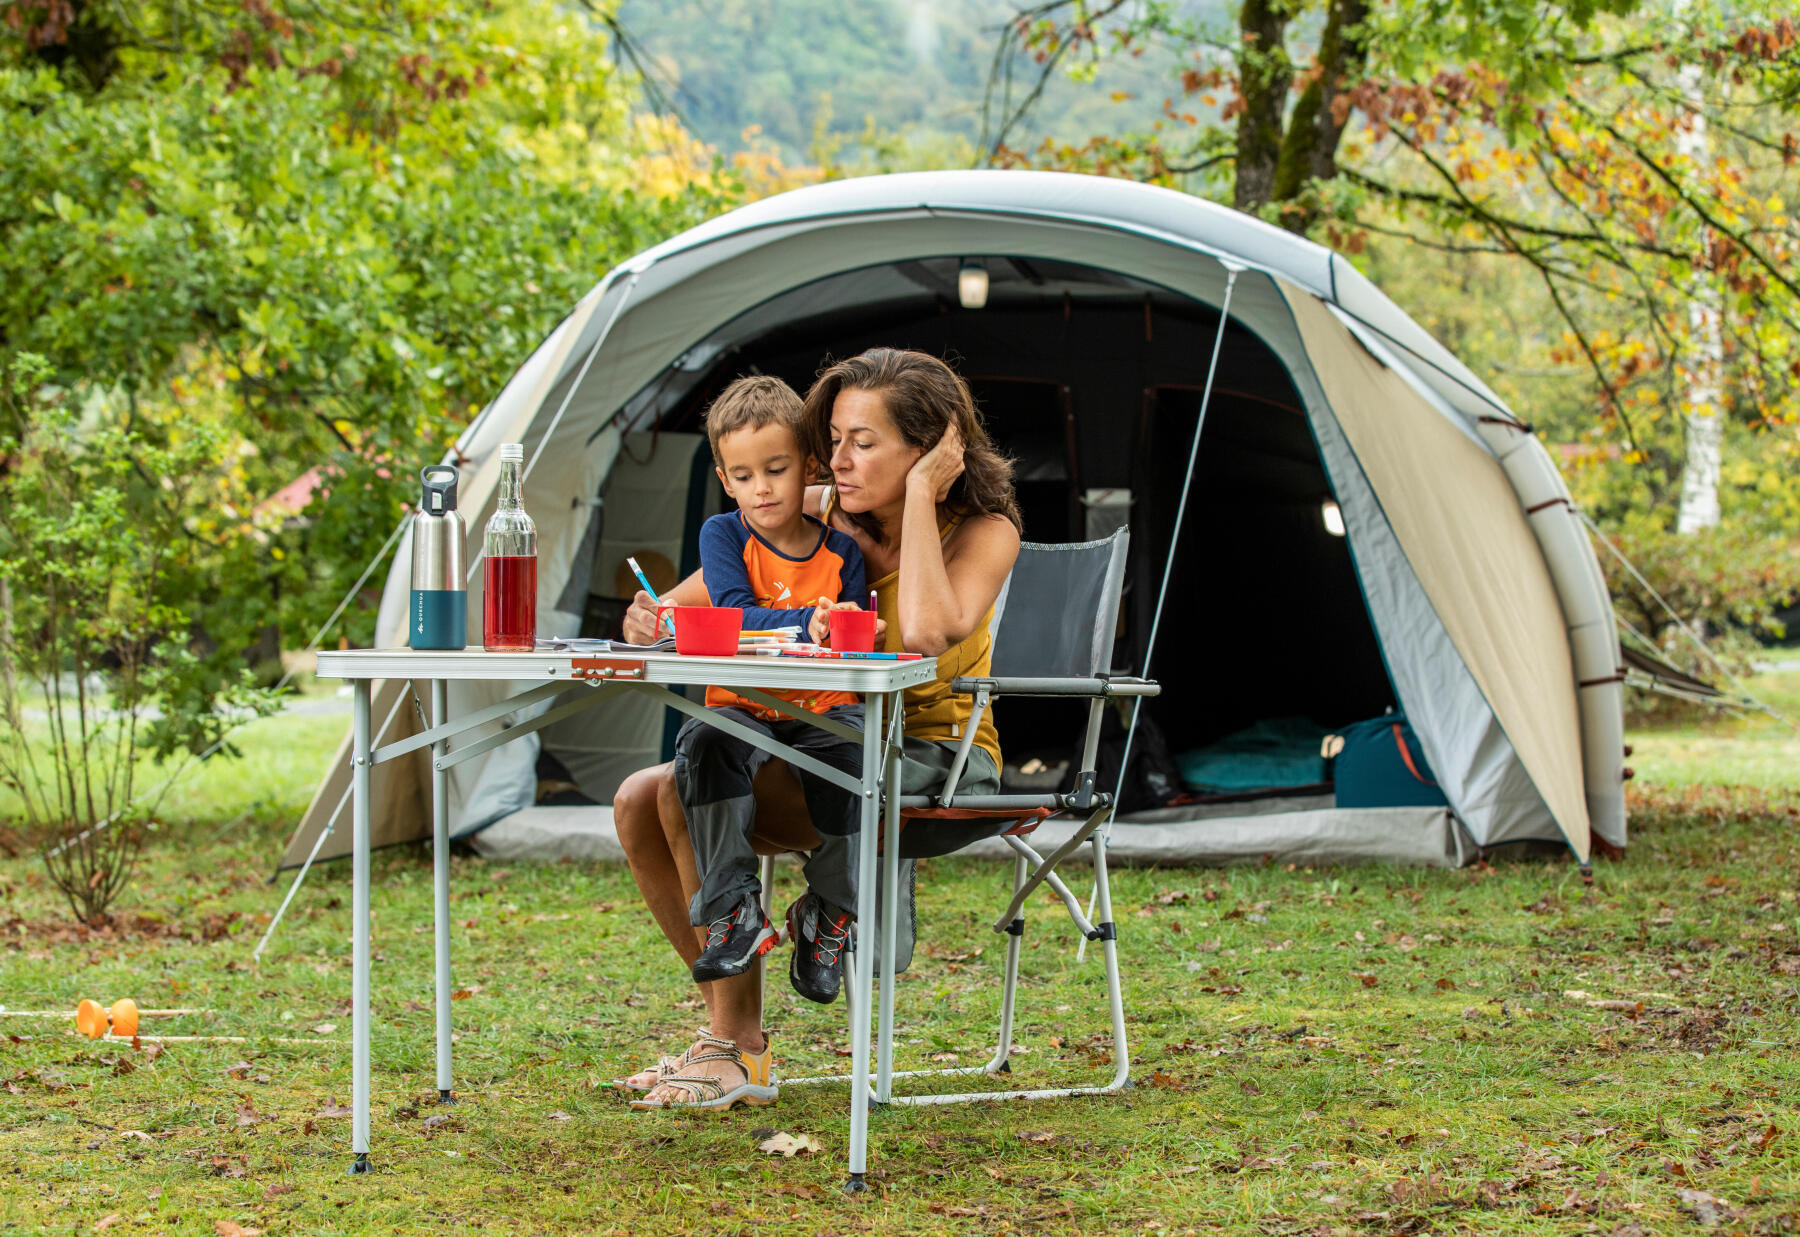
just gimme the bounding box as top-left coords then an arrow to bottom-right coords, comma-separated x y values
614,0 -> 1228,164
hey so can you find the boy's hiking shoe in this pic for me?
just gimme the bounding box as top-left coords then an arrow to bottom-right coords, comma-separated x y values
691,893 -> 777,983
786,890 -> 853,1004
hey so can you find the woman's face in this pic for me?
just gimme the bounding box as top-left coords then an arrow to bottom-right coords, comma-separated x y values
828,387 -> 923,513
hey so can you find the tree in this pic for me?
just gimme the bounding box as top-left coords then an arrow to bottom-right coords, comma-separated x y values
0,0 -> 735,882
981,1 -> 1800,532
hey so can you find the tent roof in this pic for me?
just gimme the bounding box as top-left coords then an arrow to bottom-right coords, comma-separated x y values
613,171 -> 1518,427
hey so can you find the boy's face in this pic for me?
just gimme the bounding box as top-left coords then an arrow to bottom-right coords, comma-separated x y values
715,421 -> 815,536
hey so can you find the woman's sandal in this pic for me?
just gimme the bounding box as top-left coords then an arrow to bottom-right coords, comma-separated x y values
614,1032 -> 708,1092
628,1032 -> 778,1111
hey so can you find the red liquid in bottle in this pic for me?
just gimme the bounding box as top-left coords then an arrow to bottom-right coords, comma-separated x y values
483,555 -> 537,651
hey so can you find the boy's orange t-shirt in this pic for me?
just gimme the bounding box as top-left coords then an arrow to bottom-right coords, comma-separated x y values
698,511 -> 866,720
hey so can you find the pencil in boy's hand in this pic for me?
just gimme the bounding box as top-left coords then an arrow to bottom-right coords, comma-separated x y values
626,555 -> 676,636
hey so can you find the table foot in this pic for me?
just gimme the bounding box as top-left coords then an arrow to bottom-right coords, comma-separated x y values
842,1173 -> 868,1195
995,1060 -> 1012,1074
348,1153 -> 372,1176
438,1089 -> 457,1105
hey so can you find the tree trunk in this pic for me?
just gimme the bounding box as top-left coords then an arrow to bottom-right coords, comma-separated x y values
1672,1 -> 1724,533
1233,0 -> 1292,212
1269,0 -> 1371,227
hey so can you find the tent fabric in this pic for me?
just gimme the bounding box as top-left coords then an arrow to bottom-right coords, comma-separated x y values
284,169 -> 1624,874
471,802 -> 1473,869
1280,288 -> 1591,861
1301,360 -> 1565,851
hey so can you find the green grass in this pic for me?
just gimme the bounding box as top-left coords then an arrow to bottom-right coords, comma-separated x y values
2,676 -> 1798,1234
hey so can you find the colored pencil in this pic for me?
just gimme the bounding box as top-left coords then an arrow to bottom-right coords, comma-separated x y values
625,555 -> 677,636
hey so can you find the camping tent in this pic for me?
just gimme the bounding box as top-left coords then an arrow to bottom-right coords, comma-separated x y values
281,170 -> 1626,876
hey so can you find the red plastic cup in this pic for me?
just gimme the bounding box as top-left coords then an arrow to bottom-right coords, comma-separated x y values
657,604 -> 742,656
828,608 -> 878,653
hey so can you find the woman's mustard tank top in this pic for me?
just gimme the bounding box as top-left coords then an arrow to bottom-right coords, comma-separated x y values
865,514 -> 1002,773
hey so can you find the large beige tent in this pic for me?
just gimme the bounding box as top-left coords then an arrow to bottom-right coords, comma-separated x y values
280,170 -> 1626,878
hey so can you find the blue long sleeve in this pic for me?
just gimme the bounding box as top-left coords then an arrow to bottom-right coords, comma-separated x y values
699,517 -> 822,633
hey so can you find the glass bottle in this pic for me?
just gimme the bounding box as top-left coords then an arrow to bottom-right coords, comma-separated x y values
482,443 -> 537,652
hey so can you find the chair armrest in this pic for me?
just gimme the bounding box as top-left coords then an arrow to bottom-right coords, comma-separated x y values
948,675 -> 1160,698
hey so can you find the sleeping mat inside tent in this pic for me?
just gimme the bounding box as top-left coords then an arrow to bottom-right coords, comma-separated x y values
1175,716 -> 1330,794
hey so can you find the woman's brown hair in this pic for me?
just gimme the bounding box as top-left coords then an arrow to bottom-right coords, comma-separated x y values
801,348 -> 1020,544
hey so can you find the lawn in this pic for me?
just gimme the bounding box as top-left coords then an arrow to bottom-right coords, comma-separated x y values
1,673 -> 1796,1234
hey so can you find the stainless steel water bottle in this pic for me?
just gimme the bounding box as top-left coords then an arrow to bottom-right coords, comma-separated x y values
409,464 -> 467,650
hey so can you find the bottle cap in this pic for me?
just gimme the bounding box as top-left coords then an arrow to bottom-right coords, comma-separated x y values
500,443 -> 524,462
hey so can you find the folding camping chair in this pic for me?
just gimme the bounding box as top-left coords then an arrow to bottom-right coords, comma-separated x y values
781,527 -> 1157,1125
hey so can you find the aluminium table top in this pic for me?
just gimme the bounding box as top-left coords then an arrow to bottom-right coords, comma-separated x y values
314,646 -> 940,693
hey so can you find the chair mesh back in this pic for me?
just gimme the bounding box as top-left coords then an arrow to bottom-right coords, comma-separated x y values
990,528 -> 1130,678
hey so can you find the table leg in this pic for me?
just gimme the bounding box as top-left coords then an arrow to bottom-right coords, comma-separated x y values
350,678 -> 373,1175
431,678 -> 454,1104
875,689 -> 902,1103
843,689 -> 883,1195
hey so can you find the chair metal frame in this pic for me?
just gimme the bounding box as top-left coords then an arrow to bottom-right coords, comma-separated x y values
774,529 -> 1159,1139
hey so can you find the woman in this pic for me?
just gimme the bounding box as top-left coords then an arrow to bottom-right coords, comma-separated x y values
613,348 -> 1021,1109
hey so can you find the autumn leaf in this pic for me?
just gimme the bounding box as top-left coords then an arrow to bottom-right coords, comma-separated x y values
310,1023 -> 336,1035
315,1099 -> 352,1118
1017,1129 -> 1058,1144
759,1132 -> 823,1157
214,1222 -> 263,1237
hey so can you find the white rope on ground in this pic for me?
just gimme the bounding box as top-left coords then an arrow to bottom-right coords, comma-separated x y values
1579,509 -> 1800,735
1077,264 -> 1243,962
42,510 -> 414,860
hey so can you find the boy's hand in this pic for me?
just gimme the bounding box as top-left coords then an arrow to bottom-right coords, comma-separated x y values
623,590 -> 661,644
808,597 -> 887,646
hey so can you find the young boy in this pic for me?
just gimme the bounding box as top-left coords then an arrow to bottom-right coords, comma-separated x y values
675,375 -> 868,1006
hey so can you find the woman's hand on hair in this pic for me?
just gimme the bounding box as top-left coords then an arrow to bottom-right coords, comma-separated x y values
907,419 -> 965,503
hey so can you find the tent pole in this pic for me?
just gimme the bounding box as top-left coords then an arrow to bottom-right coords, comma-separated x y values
1078,263 -> 1242,961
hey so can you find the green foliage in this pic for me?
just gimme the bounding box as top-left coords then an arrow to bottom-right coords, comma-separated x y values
0,351 -> 281,918
1593,519 -> 1800,721
1,1 -> 734,647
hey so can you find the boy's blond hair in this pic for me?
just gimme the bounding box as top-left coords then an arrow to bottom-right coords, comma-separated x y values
704,375 -> 804,466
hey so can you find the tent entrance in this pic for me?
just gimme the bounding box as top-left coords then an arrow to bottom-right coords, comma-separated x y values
581,257 -> 1397,809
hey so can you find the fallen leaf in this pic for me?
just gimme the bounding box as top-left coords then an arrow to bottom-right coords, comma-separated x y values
94,1215 -> 122,1231
1354,973 -> 1379,988
759,1132 -> 823,1157
547,1110 -> 573,1121
207,1155 -> 246,1179
310,1023 -> 336,1035
119,1130 -> 153,1142
214,1222 -> 263,1237
1240,1080 -> 1263,1096
771,1182 -> 825,1200
1017,1130 -> 1058,1144
315,1099 -> 352,1118
1435,977 -> 1457,990
264,1184 -> 295,1199
1679,1188 -> 1737,1226
224,1061 -> 254,1080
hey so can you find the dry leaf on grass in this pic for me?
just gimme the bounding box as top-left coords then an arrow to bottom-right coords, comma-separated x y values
759,1132 -> 823,1157
547,1110 -> 573,1121
234,1102 -> 264,1127
310,1023 -> 336,1035
93,1215 -> 121,1231
119,1130 -> 152,1142
1017,1130 -> 1058,1144
214,1222 -> 263,1237
1679,1189 -> 1737,1226
315,1099 -> 352,1118
263,1184 -> 295,1200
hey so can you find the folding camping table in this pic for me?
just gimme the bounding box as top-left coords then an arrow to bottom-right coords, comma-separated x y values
312,646 -> 938,1184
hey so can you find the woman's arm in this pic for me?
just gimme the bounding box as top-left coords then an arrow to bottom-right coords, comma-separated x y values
621,569 -> 708,644
895,424 -> 1019,655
